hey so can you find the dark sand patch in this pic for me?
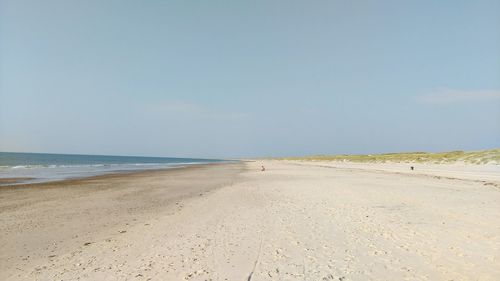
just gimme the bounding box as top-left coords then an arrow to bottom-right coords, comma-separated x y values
0,177 -> 34,185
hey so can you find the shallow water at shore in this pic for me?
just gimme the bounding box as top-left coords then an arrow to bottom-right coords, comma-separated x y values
0,152 -> 225,185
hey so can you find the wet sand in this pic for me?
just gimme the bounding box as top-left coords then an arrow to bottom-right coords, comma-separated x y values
0,177 -> 35,185
1,161 -> 499,280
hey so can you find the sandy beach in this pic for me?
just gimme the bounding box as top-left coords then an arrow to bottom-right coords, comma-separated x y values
1,160 -> 500,280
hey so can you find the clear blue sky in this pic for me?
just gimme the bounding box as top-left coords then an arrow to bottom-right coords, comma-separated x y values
1,0 -> 499,158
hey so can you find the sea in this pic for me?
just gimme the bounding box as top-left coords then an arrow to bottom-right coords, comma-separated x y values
0,152 -> 225,186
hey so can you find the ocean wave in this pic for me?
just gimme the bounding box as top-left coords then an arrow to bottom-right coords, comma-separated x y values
0,163 -> 190,169
11,165 -> 40,169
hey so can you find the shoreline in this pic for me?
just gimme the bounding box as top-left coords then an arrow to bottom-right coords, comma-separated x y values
0,161 -> 236,188
0,177 -> 36,185
0,162 -> 245,280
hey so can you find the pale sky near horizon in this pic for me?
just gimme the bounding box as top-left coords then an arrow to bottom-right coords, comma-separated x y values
1,0 -> 499,158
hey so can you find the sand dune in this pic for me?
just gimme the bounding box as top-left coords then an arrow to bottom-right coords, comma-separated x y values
1,161 -> 499,280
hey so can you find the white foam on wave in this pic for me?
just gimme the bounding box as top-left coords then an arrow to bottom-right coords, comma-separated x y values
11,165 -> 32,169
1,162 -> 207,170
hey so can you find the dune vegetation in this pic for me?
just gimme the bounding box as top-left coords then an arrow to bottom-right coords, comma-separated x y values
281,149 -> 500,164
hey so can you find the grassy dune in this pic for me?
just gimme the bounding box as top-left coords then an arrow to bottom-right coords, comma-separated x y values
282,149 -> 500,164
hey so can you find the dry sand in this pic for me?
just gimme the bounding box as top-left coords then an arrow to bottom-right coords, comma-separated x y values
1,160 -> 499,280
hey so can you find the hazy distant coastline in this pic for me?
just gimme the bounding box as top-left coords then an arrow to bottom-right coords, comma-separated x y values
280,148 -> 500,165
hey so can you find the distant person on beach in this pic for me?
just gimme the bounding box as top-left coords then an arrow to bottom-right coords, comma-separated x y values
261,165 -> 265,171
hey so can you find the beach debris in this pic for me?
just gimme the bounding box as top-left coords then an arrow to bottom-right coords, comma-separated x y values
410,166 -> 414,170
261,165 -> 266,171
83,242 -> 92,246
119,230 -> 127,233
322,274 -> 335,280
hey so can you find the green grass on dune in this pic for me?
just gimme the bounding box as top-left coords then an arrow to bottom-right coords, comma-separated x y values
281,149 -> 500,164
